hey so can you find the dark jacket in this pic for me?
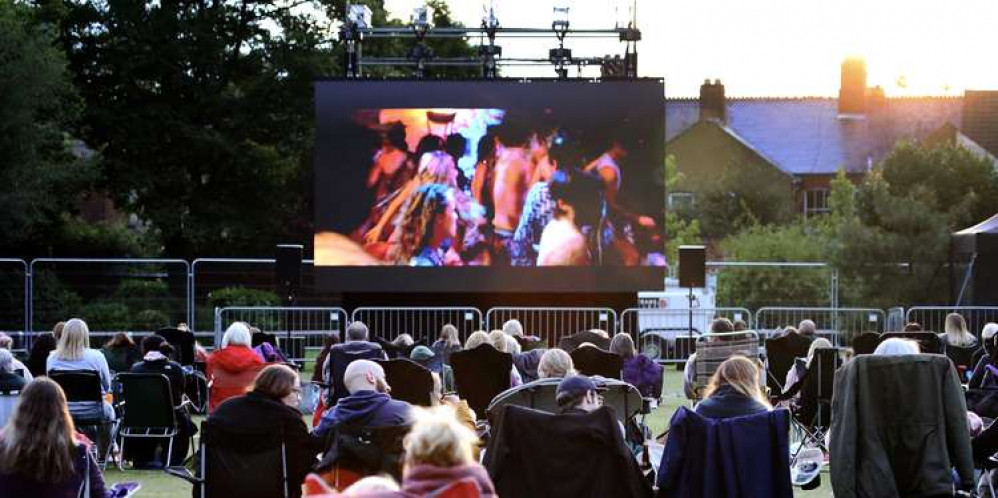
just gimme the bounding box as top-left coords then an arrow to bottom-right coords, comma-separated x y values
622,355 -> 663,397
26,333 -> 56,378
100,344 -> 141,373
694,385 -> 770,420
326,341 -> 387,406
830,355 -> 974,497
657,406 -> 792,498
430,340 -> 462,369
130,354 -> 186,407
484,405 -> 651,498
0,442 -> 108,498
315,390 -> 412,439
0,370 -> 27,393
210,391 -> 323,497
512,349 -> 545,383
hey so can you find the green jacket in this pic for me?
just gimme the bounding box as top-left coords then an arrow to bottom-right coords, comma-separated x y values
830,354 -> 974,497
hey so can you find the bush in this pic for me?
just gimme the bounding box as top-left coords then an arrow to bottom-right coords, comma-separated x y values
208,287 -> 279,309
133,309 -> 170,331
80,301 -> 132,331
32,270 -> 84,330
111,279 -> 172,313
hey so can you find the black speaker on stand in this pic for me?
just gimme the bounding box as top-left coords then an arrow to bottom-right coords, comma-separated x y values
679,245 -> 707,343
276,244 -> 303,364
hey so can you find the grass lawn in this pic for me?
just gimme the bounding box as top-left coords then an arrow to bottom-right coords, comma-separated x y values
103,363 -> 834,497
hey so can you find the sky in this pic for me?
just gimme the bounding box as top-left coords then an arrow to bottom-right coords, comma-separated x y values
383,0 -> 998,97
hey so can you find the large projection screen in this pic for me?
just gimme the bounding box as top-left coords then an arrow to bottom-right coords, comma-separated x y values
314,79 -> 665,292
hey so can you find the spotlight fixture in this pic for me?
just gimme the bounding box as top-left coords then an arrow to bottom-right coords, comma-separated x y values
347,4 -> 372,29
552,2 -> 570,34
482,0 -> 500,30
411,4 -> 435,37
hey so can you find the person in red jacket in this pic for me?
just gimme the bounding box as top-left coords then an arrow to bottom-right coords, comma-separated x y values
206,322 -> 266,412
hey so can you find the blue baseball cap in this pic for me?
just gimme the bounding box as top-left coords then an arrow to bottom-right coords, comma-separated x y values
556,375 -> 605,398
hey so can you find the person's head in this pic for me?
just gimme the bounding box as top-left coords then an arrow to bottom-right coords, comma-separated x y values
475,132 -> 496,165
703,356 -> 770,408
221,322 -> 252,348
547,131 -> 585,172
495,119 -> 532,148
384,122 -> 408,151
52,321 -> 66,341
55,318 -> 91,361
0,378 -> 78,482
252,364 -> 301,408
394,183 -> 457,263
346,321 -> 370,342
417,150 -> 458,188
806,338 -> 833,365
392,334 -> 414,348
732,320 -> 748,332
982,323 -> 998,353
488,330 -> 508,353
438,324 -> 461,347
0,349 -> 13,373
710,318 -> 735,334
0,333 -> 12,350
141,334 -> 168,355
415,134 -> 445,162
556,375 -> 605,412
444,133 -> 467,161
403,406 -> 478,470
410,345 -> 435,364
105,332 -> 135,349
538,348 -> 575,379
504,334 -> 521,355
502,319 -> 524,338
904,322 -> 923,332
797,320 -> 817,337
609,332 -> 637,358
782,326 -> 799,336
464,331 -> 489,350
945,313 -> 974,345
548,169 -> 601,227
343,359 -> 390,394
874,338 -> 920,355
322,331 -> 341,350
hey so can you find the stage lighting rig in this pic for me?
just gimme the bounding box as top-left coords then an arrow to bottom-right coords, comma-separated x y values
479,0 -> 501,78
408,4 -> 435,78
341,4 -> 372,78
551,2 -> 571,79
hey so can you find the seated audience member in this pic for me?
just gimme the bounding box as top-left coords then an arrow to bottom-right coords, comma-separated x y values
783,338 -> 834,396
323,321 -> 387,407
411,345 -> 455,392
969,323 -> 998,389
488,330 -> 522,387
0,378 -> 110,497
464,330 -> 490,350
431,324 -> 462,369
46,318 -> 115,421
0,350 -> 28,393
512,348 -> 545,383
0,333 -> 31,382
100,332 -> 140,374
128,334 -> 192,467
797,320 -> 817,341
695,356 -> 771,419
940,313 -> 979,348
555,375 -> 606,415
209,364 -> 321,497
874,338 -> 921,356
315,360 -> 413,439
732,320 -> 749,332
904,322 -> 923,332
206,322 -> 267,412
313,332 -> 341,384
538,348 -> 576,379
611,332 -> 662,397
26,323 -> 61,378
393,334 -> 414,349
250,326 -> 288,363
503,319 -> 524,338
682,317 -> 736,400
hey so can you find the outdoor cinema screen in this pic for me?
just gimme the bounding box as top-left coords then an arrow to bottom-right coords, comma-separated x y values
314,79 -> 665,292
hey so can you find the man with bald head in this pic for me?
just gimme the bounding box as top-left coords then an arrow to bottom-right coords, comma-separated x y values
313,360 -> 412,438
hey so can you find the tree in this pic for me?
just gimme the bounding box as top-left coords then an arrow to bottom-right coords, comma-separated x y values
664,155 -> 701,267
695,159 -> 794,238
0,0 -> 96,256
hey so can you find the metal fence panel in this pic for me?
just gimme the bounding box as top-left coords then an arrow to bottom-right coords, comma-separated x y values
755,307 -> 886,346
215,306 -> 349,368
351,307 -> 482,344
618,307 -> 752,363
886,307 -> 906,332
485,307 -> 616,348
906,307 -> 998,337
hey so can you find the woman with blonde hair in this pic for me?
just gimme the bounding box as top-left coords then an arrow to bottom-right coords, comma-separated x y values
487,330 -> 522,386
46,318 -> 115,421
399,406 -> 497,497
0,378 -> 110,497
431,324 -> 462,368
365,151 -> 458,247
538,348 -> 576,379
695,356 -> 771,419
389,183 -> 458,266
464,331 -> 490,350
941,313 -> 978,348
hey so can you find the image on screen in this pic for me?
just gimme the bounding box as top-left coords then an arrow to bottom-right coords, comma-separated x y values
314,80 -> 665,291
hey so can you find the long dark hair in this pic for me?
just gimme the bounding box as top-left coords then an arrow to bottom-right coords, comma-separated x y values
0,378 -> 79,482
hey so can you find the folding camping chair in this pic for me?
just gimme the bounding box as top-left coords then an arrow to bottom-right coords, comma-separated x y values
316,422 -> 411,490
692,331 -> 761,400
375,358 -> 435,406
881,331 -> 942,354
114,373 -> 189,470
851,331 -> 882,355
772,348 -> 841,459
570,346 -> 623,379
765,332 -> 812,394
450,343 -> 513,419
49,370 -> 116,468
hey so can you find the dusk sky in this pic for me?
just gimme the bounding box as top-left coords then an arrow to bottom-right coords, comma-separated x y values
384,0 -> 998,97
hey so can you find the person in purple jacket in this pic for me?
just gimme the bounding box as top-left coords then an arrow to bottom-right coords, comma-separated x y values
610,332 -> 662,398
0,378 -> 110,498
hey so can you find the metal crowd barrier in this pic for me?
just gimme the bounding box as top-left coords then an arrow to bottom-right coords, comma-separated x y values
214,306 -> 348,366
618,307 -> 752,363
755,307 -> 886,346
485,307 -> 616,348
906,306 -> 998,336
351,307 -> 482,344
886,306 -> 906,332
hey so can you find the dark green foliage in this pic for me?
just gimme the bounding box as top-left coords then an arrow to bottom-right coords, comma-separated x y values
695,159 -> 794,238
208,286 -> 280,309
31,270 -> 84,330
79,301 -> 132,331
133,309 -> 171,331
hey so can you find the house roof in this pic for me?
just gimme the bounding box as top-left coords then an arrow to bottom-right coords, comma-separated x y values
666,97 -> 963,176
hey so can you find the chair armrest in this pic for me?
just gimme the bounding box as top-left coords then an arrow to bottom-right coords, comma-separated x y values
165,466 -> 202,484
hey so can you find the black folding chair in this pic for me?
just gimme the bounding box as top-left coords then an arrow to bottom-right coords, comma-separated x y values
851,332 -> 882,355
570,347 -> 623,379
167,420 -> 290,498
765,333 -> 812,393
158,327 -> 197,366
882,331 -> 942,354
557,330 -> 611,352
114,373 -> 188,471
944,342 -> 982,380
375,358 -> 434,406
772,348 -> 841,458
451,344 -> 513,420
326,344 -> 387,407
49,370 -> 115,468
316,423 -> 411,490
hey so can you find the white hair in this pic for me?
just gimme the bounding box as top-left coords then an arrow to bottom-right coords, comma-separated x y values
0,349 -> 12,373
502,319 -> 524,337
874,338 -> 920,356
222,322 -> 252,348
797,320 -> 817,336
982,323 -> 998,342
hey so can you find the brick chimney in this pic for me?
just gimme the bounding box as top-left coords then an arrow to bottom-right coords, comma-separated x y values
699,79 -> 727,123
838,58 -> 867,115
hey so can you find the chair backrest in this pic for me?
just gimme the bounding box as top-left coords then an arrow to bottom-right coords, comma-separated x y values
49,370 -> 104,403
317,423 -> 411,488
570,347 -> 623,379
487,377 -> 642,427
328,343 -> 387,406
796,348 -> 842,428
0,392 -> 19,429
157,328 -> 196,366
251,332 -> 279,349
694,331 -> 761,393
450,344 -> 513,419
764,333 -> 812,393
944,343 -> 981,372
116,373 -> 176,430
557,331 -> 610,353
375,358 -> 434,406
514,336 -> 547,351
202,419 -> 289,498
881,332 -> 942,354
851,332 -> 883,355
